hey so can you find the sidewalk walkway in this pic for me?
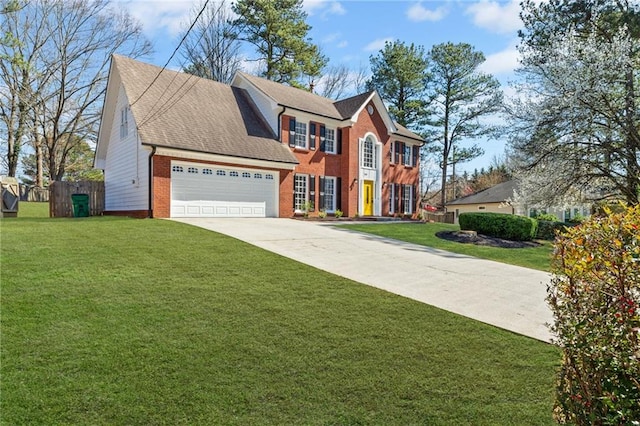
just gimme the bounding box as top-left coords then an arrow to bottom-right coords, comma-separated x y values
173,218 -> 554,342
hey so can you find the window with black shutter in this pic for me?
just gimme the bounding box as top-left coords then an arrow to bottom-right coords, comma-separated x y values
319,176 -> 326,210
395,183 -> 401,214
289,117 -> 296,147
319,125 -> 326,152
309,123 -> 316,150
309,175 -> 316,211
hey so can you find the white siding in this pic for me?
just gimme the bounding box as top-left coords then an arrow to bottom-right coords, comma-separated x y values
104,85 -> 149,211
233,78 -> 280,134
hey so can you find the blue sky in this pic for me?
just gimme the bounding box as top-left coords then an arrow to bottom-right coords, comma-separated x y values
119,0 -> 525,175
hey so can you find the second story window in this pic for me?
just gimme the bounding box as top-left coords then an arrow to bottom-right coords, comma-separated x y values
363,137 -> 374,168
324,128 -> 335,153
403,143 -> 412,166
294,121 -> 307,148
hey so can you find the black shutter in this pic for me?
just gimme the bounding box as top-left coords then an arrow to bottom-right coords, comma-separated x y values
394,141 -> 401,164
289,117 -> 296,147
390,141 -> 394,163
336,177 -> 342,211
336,128 -> 342,154
319,125 -> 326,152
319,176 -> 325,211
309,122 -> 316,150
309,175 -> 316,211
293,174 -> 298,210
413,145 -> 419,167
395,183 -> 402,214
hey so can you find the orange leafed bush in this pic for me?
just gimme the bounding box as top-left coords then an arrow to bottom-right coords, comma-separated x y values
548,204 -> 640,424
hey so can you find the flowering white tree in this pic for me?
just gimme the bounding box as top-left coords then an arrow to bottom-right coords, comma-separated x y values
508,4 -> 640,206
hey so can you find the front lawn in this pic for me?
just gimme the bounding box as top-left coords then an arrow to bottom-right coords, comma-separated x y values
1,216 -> 558,424
341,222 -> 554,271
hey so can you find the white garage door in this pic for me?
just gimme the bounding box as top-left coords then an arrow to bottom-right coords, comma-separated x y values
170,162 -> 279,218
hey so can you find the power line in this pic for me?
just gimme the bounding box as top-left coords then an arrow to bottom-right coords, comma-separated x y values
137,1 -> 235,128
129,0 -> 211,108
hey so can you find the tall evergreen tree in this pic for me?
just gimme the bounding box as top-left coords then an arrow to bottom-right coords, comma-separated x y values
424,42 -> 502,208
367,40 -> 429,129
232,0 -> 326,88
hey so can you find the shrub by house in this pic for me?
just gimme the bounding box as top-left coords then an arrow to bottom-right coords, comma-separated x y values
458,212 -> 538,241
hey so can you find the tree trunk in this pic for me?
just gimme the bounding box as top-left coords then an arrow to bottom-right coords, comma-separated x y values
35,139 -> 44,187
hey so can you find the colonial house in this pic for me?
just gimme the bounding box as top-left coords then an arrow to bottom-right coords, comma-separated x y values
95,55 -> 424,218
445,180 -> 592,224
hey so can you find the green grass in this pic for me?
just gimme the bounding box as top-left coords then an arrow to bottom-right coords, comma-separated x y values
14,201 -> 49,218
1,216 -> 559,425
340,222 -> 554,271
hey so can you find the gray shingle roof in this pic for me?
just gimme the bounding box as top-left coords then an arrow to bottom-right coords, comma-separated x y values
393,122 -> 424,143
447,180 -> 517,205
236,72 -> 424,143
113,55 -> 298,165
237,72 -> 345,119
333,91 -> 374,118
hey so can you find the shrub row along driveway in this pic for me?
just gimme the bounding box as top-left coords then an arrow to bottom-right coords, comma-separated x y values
174,218 -> 554,342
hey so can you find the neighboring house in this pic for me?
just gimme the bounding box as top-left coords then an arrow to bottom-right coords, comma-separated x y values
446,180 -> 517,223
95,55 -> 424,218
445,180 -> 591,223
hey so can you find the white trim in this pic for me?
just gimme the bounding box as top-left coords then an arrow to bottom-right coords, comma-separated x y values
153,147 -> 297,170
357,133 -> 383,216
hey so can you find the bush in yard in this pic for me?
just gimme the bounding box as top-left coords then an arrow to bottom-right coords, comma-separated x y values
458,212 -> 538,241
548,204 -> 640,424
536,220 -> 575,241
535,213 -> 559,222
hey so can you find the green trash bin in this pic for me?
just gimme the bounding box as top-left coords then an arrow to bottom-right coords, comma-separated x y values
71,193 -> 90,217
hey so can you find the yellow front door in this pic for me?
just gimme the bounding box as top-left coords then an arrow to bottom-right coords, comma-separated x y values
363,180 -> 374,216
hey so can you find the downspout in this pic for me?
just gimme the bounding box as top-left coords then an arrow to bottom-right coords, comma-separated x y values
148,145 -> 156,218
277,105 -> 286,141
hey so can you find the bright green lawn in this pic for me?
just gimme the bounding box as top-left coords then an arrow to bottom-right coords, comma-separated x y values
1,213 -> 559,425
340,222 -> 554,272
13,201 -> 49,218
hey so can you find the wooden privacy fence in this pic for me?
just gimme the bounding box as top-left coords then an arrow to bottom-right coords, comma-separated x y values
19,185 -> 50,202
422,211 -> 455,224
50,181 -> 105,217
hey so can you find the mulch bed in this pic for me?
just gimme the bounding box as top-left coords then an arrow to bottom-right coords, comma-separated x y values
435,231 -> 541,249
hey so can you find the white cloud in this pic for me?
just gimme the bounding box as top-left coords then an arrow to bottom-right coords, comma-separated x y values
304,0 -> 346,17
364,37 -> 393,52
406,2 -> 448,22
322,32 -> 340,43
478,43 -> 521,76
118,0 -> 196,38
322,32 -> 348,50
465,0 -> 522,35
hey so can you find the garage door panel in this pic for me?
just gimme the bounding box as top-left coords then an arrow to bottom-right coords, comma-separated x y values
170,163 -> 278,218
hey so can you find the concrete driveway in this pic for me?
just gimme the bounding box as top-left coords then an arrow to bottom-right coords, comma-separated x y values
173,218 -> 554,342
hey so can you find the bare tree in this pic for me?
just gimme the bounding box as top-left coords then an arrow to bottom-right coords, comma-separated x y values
1,0 -> 152,183
315,63 -> 370,100
0,0 -> 53,178
180,0 -> 242,84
